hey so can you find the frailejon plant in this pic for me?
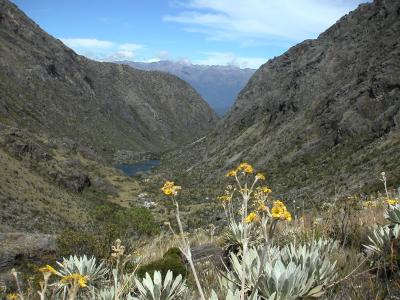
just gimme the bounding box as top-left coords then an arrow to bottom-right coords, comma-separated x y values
364,204 -> 400,277
364,173 -> 400,278
215,163 -> 337,300
132,270 -> 188,300
226,240 -> 338,299
35,240 -> 138,300
162,163 -> 338,299
35,255 -> 107,300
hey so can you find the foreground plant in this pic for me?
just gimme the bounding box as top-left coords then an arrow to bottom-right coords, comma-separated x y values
226,240 -> 338,299
161,181 -> 206,300
132,270 -> 188,300
364,204 -> 400,277
35,255 -> 108,300
220,163 -> 297,299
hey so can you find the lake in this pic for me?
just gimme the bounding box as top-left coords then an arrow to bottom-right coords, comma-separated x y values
116,160 -> 160,177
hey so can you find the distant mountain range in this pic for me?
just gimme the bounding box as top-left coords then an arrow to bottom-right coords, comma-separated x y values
117,60 -> 256,116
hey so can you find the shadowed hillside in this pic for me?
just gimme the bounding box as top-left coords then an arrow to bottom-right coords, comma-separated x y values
0,0 -> 218,160
162,0 -> 400,202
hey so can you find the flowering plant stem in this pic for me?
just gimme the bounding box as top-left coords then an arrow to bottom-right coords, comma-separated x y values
240,193 -> 249,300
172,197 -> 206,300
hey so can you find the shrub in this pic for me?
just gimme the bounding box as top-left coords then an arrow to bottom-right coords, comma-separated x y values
136,247 -> 187,279
56,226 -> 119,258
115,207 -> 160,237
92,204 -> 160,238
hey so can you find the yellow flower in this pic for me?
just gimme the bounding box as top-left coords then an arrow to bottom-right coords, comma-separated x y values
238,163 -> 254,174
271,200 -> 291,221
283,210 -> 292,222
261,186 -> 272,194
6,294 -> 19,300
256,203 -> 268,212
226,169 -> 237,177
217,195 -> 231,204
161,181 -> 181,196
271,205 -> 284,218
386,199 -> 399,206
39,265 -> 57,275
60,274 -> 88,288
255,173 -> 266,180
245,212 -> 260,223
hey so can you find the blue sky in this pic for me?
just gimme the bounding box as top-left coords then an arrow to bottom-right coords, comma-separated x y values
13,0 -> 368,69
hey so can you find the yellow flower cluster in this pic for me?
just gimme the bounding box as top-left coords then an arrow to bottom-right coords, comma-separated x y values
6,294 -> 19,300
161,181 -> 182,196
226,162 -> 255,177
386,199 -> 399,206
237,163 -> 254,174
256,202 -> 269,212
217,195 -> 231,204
39,264 -> 58,275
245,212 -> 260,223
260,186 -> 272,194
271,200 -> 292,221
255,173 -> 266,180
60,273 -> 88,288
226,169 -> 237,177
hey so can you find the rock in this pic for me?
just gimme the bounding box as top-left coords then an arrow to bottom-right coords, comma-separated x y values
0,232 -> 57,290
77,145 -> 97,161
91,176 -> 118,196
0,128 -> 51,161
49,169 -> 91,193
0,233 -> 56,271
191,243 -> 224,266
59,138 -> 77,154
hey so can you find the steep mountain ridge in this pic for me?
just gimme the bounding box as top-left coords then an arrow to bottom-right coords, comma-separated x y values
0,0 -> 218,159
118,60 -> 255,116
167,0 -> 400,201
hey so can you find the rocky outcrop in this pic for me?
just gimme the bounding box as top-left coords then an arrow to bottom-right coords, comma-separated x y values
0,0 -> 218,158
0,233 -> 56,289
171,0 -> 400,200
0,233 -> 56,270
0,126 -> 92,193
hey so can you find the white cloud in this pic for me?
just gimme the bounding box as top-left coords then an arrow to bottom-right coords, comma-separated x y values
118,43 -> 144,51
61,38 -> 114,49
156,50 -> 170,60
164,0 -> 368,43
104,50 -> 135,61
195,52 -> 266,68
60,38 -> 144,61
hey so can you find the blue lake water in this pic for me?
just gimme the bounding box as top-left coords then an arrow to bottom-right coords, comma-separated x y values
116,160 -> 160,177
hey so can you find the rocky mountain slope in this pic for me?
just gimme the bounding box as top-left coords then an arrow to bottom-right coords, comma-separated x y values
166,0 -> 400,202
118,60 -> 255,116
0,0 -> 218,160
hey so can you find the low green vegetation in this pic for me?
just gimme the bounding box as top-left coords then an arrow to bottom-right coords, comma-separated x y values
136,248 -> 186,279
